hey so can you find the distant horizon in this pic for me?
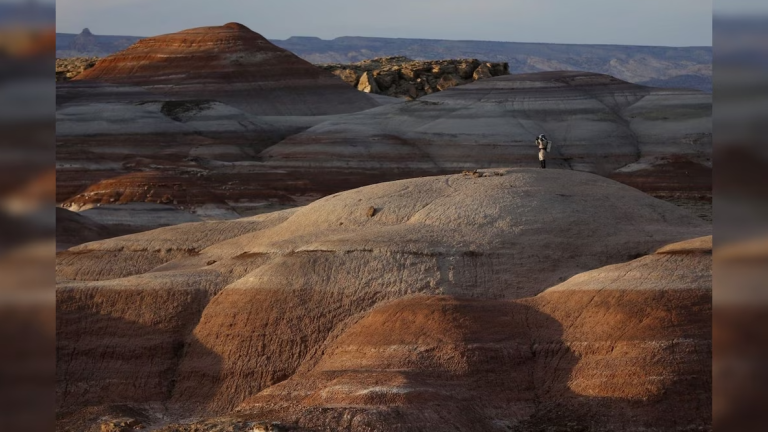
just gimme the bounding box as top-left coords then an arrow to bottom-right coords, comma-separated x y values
55,26 -> 714,49
56,0 -> 712,48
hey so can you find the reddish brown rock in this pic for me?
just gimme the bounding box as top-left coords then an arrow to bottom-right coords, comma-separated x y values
75,23 -> 379,116
230,239 -> 710,431
357,71 -> 379,94
473,63 -> 493,80
437,73 -> 462,91
56,171 -> 709,431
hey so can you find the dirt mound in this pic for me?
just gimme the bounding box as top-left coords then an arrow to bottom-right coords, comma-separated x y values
231,237 -> 711,431
61,171 -> 229,211
56,170 -> 710,431
73,23 -> 379,116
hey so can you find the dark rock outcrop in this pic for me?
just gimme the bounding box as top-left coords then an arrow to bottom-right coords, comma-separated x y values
55,56 -> 98,81
320,56 -> 509,99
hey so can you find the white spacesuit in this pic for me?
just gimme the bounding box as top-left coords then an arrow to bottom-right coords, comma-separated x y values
536,134 -> 551,169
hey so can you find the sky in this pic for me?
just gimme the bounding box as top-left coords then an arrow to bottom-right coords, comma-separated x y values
56,0 -> 713,47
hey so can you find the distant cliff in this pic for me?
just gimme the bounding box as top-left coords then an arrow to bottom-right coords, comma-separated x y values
56,28 -> 142,57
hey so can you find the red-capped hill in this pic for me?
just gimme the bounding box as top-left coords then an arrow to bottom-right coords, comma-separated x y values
75,23 -> 380,116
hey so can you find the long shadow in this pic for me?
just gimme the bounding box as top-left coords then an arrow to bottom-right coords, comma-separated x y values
55,289 -> 222,431
253,293 -> 711,431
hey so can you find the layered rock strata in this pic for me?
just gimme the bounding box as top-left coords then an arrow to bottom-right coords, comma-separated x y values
74,23 -> 380,116
56,169 -> 710,431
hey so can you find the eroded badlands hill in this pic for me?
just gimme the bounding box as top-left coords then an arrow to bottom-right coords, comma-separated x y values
56,169 -> 711,432
265,71 -> 711,181
73,23 -> 379,116
57,66 -> 711,234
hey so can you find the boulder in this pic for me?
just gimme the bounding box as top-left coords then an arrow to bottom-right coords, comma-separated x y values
374,71 -> 398,90
457,60 -> 481,79
437,73 -> 462,91
357,71 -> 380,94
431,63 -> 457,76
473,63 -> 493,80
332,68 -> 360,87
489,62 -> 509,76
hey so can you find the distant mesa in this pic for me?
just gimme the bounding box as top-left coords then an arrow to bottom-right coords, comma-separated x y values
286,36 -> 324,41
80,27 -> 93,36
74,23 -> 381,116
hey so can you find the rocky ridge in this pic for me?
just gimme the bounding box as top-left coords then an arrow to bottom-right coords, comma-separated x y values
55,56 -> 98,81
319,56 -> 510,99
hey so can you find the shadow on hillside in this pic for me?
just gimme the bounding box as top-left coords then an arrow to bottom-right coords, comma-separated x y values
55,301 -> 222,432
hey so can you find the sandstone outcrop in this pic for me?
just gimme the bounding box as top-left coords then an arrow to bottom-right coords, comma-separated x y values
320,56 -> 510,99
73,23 -> 380,116
55,56 -> 98,81
356,71 -> 379,94
56,170 -> 710,431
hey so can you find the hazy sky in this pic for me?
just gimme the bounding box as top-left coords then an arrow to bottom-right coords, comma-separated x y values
56,0 -> 713,47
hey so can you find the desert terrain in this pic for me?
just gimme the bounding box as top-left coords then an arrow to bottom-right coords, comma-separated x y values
56,23 -> 712,432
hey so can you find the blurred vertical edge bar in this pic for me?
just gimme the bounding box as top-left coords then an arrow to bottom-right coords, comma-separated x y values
0,1 -> 56,432
713,0 -> 768,430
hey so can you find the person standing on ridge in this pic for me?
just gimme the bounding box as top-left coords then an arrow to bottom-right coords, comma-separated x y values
536,134 -> 551,169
